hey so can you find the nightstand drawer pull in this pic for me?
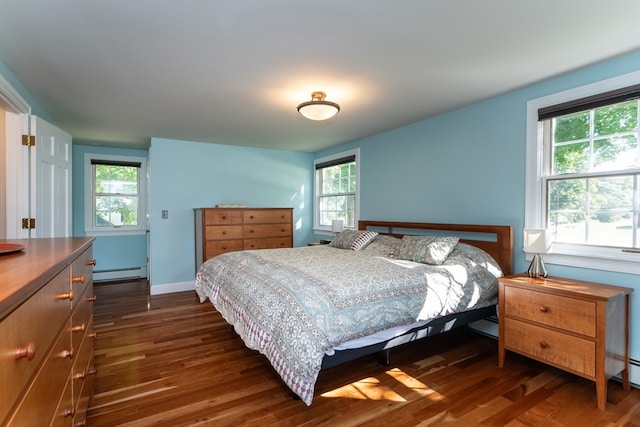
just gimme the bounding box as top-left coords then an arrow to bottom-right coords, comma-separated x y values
539,306 -> 548,313
539,341 -> 549,349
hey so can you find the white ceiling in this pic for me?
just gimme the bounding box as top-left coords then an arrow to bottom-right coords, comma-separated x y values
1,1 -> 639,152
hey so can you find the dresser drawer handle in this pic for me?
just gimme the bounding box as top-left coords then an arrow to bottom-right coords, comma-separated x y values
539,341 -> 549,349
222,215 -> 227,220
250,215 -> 254,219
222,230 -> 227,235
56,290 -> 74,301
72,274 -> 85,284
249,229 -> 254,233
73,371 -> 87,381
59,349 -> 74,359
72,323 -> 86,333
87,295 -> 97,302
74,419 -> 87,427
539,306 -> 548,313
63,408 -> 75,418
14,342 -> 36,360
86,259 -> 97,266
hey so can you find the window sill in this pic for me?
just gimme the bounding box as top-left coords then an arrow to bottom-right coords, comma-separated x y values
85,229 -> 147,237
528,250 -> 640,275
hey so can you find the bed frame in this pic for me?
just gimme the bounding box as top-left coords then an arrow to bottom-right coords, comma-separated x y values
320,220 -> 513,369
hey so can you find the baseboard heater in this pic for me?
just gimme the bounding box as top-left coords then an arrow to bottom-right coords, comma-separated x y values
94,267 -> 147,282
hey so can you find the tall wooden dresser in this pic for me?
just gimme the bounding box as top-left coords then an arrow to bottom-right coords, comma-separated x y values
194,207 -> 293,269
0,237 -> 96,426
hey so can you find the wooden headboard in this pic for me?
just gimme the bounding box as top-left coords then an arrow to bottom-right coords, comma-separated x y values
358,220 -> 514,276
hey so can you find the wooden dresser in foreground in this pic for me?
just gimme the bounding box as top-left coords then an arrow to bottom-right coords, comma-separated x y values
194,207 -> 293,270
498,274 -> 633,410
0,237 -> 96,426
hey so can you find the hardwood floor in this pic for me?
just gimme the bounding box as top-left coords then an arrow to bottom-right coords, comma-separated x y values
87,280 -> 640,427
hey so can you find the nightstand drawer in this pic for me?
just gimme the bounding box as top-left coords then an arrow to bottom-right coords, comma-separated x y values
504,318 -> 595,377
503,286 -> 596,337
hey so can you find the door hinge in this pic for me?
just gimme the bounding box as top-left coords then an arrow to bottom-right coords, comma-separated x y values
21,218 -> 36,229
22,134 -> 35,146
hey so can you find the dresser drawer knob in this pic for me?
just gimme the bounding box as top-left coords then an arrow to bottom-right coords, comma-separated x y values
249,229 -> 254,233
56,290 -> 74,301
250,215 -> 254,219
59,349 -> 74,359
222,230 -> 227,235
14,342 -> 36,360
72,274 -> 85,284
86,259 -> 97,266
73,371 -> 87,380
87,295 -> 97,302
74,419 -> 87,427
222,215 -> 227,220
539,306 -> 548,313
539,341 -> 549,349
72,323 -> 86,333
63,408 -> 75,418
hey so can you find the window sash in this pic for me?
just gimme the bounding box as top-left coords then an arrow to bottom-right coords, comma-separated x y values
314,149 -> 359,231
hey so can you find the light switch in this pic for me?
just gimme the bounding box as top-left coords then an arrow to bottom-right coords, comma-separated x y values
161,210 -> 168,219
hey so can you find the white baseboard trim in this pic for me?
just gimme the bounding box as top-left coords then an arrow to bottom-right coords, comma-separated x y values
469,317 -> 639,389
94,267 -> 147,282
149,280 -> 195,295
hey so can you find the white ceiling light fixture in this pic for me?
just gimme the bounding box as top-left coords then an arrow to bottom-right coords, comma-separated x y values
297,91 -> 340,121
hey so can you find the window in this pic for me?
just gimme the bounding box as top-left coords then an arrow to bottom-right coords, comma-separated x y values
84,154 -> 147,235
525,72 -> 640,274
314,149 -> 359,231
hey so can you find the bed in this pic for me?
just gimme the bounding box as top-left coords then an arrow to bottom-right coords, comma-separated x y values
194,220 -> 513,405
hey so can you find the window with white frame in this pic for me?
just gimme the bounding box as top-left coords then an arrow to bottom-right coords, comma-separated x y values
525,73 -> 640,274
84,153 -> 147,235
314,149 -> 359,231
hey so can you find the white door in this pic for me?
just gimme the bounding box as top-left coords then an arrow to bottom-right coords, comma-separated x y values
9,115 -> 72,238
33,117 -> 72,237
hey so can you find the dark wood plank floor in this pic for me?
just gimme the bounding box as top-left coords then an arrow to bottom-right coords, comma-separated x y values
87,280 -> 640,427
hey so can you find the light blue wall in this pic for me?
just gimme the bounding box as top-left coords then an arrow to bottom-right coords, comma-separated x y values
148,138 -> 314,288
315,50 -> 640,359
72,144 -> 149,273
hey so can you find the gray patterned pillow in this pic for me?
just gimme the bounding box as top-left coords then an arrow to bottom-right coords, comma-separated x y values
329,229 -> 379,250
392,235 -> 460,264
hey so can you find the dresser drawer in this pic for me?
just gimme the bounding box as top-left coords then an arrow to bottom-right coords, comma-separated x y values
504,317 -> 595,377
204,209 -> 243,225
243,223 -> 292,239
5,318 -> 74,426
205,225 -> 243,240
243,209 -> 291,224
71,282 -> 94,354
72,320 -> 95,418
0,266 -> 72,423
70,246 -> 94,310
503,286 -> 596,337
244,237 -> 292,250
205,240 -> 244,259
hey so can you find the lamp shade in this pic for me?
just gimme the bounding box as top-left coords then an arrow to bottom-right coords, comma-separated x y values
297,91 -> 340,121
331,219 -> 344,233
523,228 -> 551,253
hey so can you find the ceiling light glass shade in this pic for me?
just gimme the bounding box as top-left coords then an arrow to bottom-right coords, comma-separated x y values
297,91 -> 340,120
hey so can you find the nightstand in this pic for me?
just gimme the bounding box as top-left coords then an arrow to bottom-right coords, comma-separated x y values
498,274 -> 633,410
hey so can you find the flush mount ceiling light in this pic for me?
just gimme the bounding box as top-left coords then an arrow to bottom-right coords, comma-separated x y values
297,91 -> 340,121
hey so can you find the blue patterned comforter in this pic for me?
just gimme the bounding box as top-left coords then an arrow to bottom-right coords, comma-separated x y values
194,243 -> 502,405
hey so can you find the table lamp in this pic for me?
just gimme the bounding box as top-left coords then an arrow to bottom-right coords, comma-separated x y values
523,228 -> 551,278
